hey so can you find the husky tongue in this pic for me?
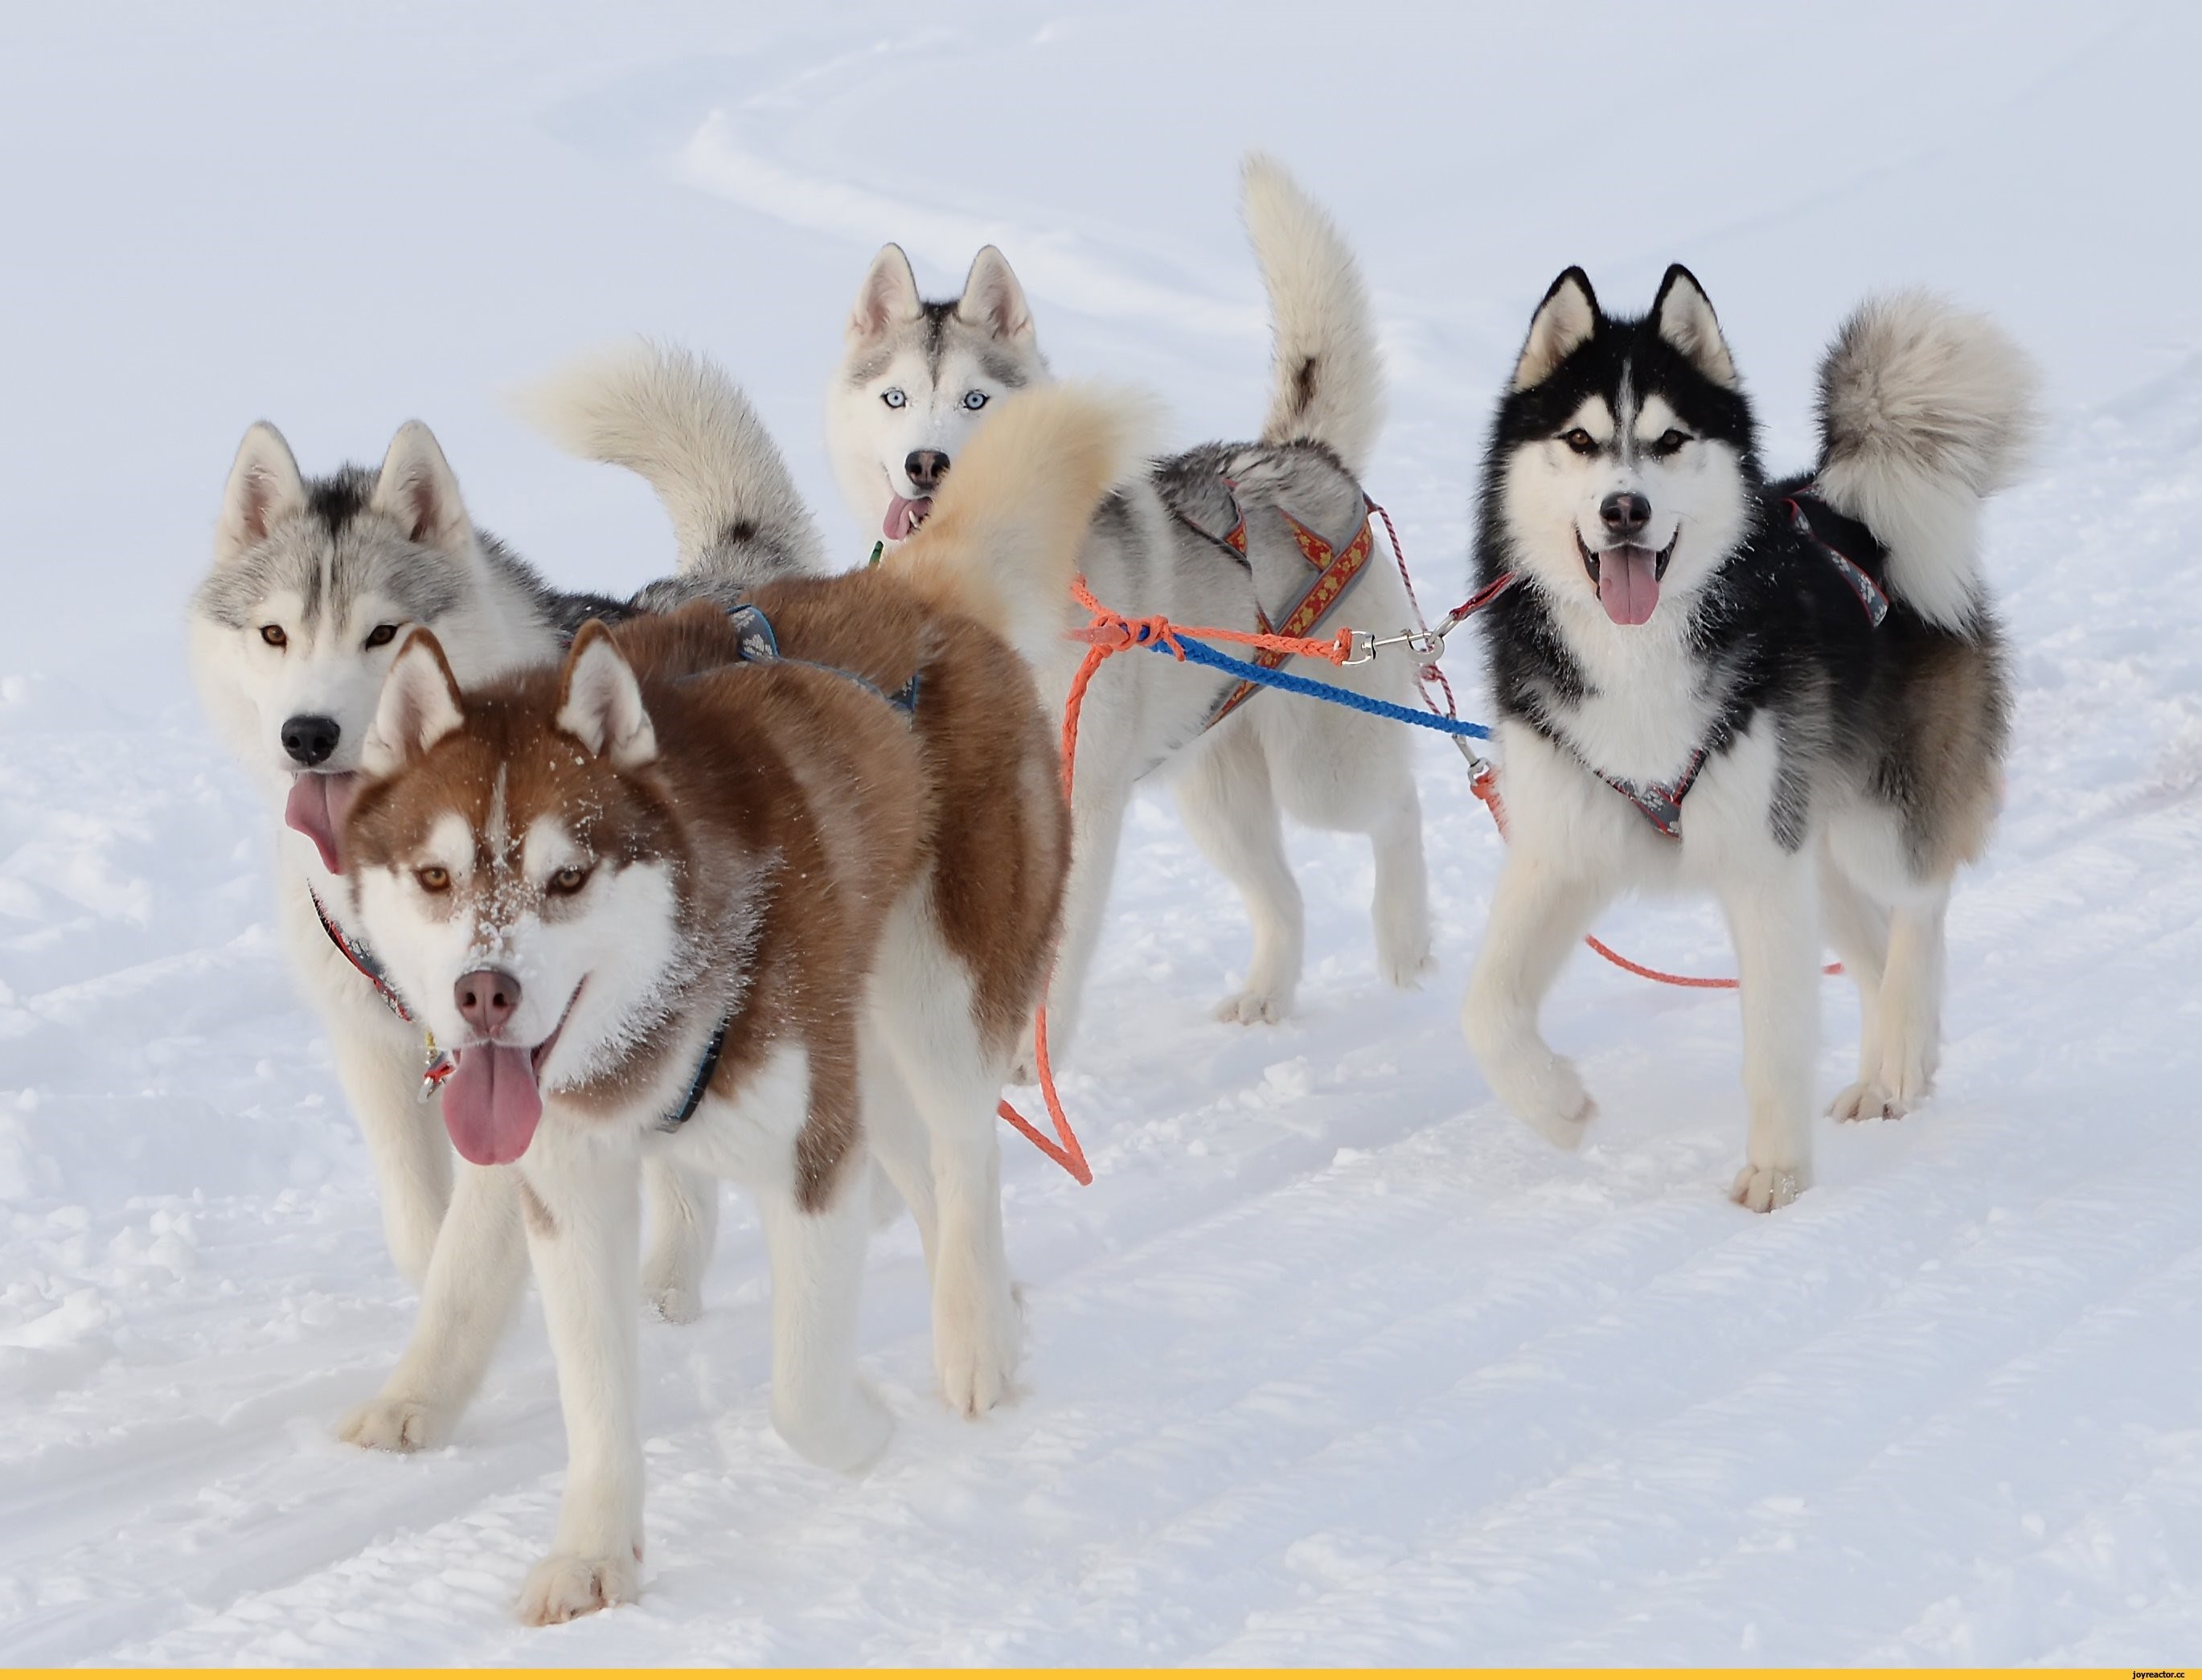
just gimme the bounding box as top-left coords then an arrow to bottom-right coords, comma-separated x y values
439,1044 -> 544,1166
1596,546 -> 1662,626
884,494 -> 933,541
285,772 -> 363,873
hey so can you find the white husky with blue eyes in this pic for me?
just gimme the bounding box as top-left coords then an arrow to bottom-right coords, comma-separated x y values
826,156 -> 1436,1070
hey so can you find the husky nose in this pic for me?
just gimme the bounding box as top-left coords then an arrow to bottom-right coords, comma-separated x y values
904,449 -> 949,492
1599,491 -> 1652,539
281,714 -> 341,767
454,969 -> 523,1036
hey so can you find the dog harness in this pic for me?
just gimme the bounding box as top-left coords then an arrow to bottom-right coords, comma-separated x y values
1581,487 -> 1888,839
1177,481 -> 1378,731
703,600 -> 921,718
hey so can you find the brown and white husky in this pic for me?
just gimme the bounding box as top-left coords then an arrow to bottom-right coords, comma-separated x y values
338,378 -> 1146,1621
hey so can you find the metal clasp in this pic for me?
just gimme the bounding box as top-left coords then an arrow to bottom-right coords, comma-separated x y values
1343,625 -> 1447,666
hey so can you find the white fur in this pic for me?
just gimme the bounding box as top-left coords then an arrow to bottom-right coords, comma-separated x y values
1241,151 -> 1385,475
827,158 -> 1427,1063
1814,290 -> 2042,630
348,763 -> 1024,1617
1465,717 -> 1816,1209
516,339 -> 826,579
1512,273 -> 1597,391
189,421 -> 722,1313
556,633 -> 658,771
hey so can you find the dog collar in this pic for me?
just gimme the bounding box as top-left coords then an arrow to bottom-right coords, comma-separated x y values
309,887 -> 457,1095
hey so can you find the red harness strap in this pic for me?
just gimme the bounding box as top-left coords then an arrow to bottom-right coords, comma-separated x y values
1204,506 -> 1376,728
310,887 -> 458,1092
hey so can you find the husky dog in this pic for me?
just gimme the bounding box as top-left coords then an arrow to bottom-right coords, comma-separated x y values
339,383 -> 1138,1621
188,350 -> 819,1314
1462,265 -> 2038,1210
828,156 -> 1433,1067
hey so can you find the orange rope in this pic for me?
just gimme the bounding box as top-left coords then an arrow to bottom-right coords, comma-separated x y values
996,572 -> 1847,1183
1470,765 -> 1839,990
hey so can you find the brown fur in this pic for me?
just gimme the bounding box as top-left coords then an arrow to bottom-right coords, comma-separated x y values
346,585 -> 1066,1213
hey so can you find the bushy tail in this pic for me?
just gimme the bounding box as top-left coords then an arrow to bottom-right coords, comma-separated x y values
1242,152 -> 1386,477
517,340 -> 826,584
1814,292 -> 2041,629
887,383 -> 1154,659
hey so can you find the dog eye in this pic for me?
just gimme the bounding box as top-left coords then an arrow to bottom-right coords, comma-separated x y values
546,864 -> 590,896
364,624 -> 399,649
260,625 -> 288,648
881,387 -> 907,410
962,390 -> 989,411
1650,428 -> 1691,456
1561,428 -> 1597,455
416,865 -> 450,893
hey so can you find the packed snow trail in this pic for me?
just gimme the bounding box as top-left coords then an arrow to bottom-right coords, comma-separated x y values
4,2 -> 2201,1665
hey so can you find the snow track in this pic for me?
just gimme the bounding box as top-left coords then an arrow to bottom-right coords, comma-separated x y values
3,2 -> 2200,1664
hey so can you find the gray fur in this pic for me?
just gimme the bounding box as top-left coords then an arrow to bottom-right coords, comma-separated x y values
517,339 -> 826,587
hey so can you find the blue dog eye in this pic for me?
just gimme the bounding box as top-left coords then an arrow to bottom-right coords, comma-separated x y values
963,391 -> 989,411
882,388 -> 907,409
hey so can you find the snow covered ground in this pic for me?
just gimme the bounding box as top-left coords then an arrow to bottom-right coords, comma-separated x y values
4,1 -> 2200,1664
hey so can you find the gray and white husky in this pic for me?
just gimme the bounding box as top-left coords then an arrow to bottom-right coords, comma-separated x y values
187,351 -> 819,1326
1462,265 -> 2039,1209
827,156 -> 1434,1067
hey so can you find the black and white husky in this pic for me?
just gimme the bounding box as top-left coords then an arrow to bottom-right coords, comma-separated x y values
826,156 -> 1433,1067
1463,266 -> 2038,1209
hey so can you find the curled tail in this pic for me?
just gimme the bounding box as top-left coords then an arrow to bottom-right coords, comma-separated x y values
1814,292 -> 2041,629
517,341 -> 825,585
1242,152 -> 1386,477
886,384 -> 1154,659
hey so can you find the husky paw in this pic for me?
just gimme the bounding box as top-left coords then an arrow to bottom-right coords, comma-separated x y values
934,1270 -> 1022,1417
517,1550 -> 638,1625
1503,1055 -> 1596,1150
1730,1163 -> 1807,1212
642,1279 -> 703,1325
1214,987 -> 1290,1026
1378,945 -> 1438,990
1830,1066 -> 1930,1121
774,1378 -> 893,1474
1830,1080 -> 1907,1122
337,1394 -> 444,1453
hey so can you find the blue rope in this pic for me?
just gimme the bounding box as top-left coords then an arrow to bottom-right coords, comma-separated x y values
1143,632 -> 1497,742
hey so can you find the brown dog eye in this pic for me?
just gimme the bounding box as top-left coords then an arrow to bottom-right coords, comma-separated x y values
416,865 -> 450,893
1562,428 -> 1597,455
364,624 -> 399,649
1654,428 -> 1690,455
547,865 -> 590,896
260,625 -> 288,648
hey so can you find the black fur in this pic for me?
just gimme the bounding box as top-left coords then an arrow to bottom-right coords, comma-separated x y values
1474,267 -> 2008,857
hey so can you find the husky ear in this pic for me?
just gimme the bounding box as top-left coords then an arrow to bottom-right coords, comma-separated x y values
1652,264 -> 1737,388
363,629 -> 465,776
848,244 -> 923,343
556,621 -> 657,771
1512,268 -> 1599,391
953,245 -> 1034,344
215,422 -> 307,563
371,420 -> 474,558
